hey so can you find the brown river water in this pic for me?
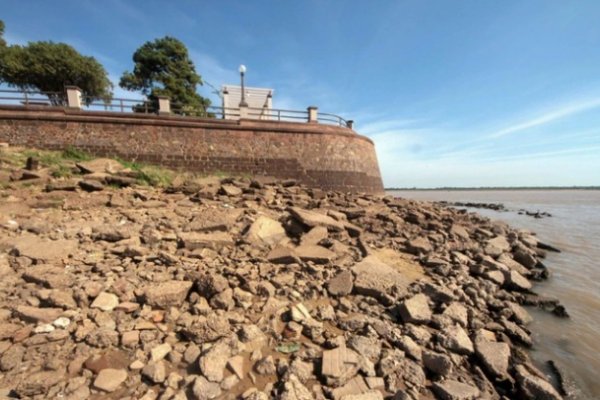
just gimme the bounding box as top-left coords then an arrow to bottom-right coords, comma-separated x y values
389,190 -> 600,399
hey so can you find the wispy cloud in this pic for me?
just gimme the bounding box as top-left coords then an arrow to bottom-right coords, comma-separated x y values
488,98 -> 600,138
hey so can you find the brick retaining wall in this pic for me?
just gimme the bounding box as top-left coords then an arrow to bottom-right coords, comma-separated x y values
0,106 -> 384,194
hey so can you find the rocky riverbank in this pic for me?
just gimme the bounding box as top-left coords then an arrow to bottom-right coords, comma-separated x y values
0,147 -> 567,399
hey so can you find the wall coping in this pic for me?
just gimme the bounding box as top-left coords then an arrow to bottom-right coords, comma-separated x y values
0,105 -> 374,145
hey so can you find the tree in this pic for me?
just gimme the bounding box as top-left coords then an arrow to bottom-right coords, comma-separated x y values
0,20 -> 6,48
120,36 -> 211,116
0,34 -> 112,105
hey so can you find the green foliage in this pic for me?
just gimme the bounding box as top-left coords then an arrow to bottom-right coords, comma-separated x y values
0,20 -> 6,48
62,146 -> 93,162
0,26 -> 112,106
116,158 -> 174,187
120,36 -> 211,116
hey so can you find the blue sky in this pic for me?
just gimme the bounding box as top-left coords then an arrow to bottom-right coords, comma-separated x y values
2,0 -> 600,187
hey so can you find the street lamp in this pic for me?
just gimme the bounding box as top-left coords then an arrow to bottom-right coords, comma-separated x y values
239,64 -> 248,107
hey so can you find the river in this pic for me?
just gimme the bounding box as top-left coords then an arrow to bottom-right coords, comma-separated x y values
388,190 -> 600,399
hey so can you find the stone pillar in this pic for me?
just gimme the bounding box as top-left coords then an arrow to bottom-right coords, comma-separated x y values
239,104 -> 249,119
347,120 -> 354,129
157,96 -> 171,115
307,106 -> 318,123
65,86 -> 82,109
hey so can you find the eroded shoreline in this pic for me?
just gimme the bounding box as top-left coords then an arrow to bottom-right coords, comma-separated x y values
0,151 -> 568,399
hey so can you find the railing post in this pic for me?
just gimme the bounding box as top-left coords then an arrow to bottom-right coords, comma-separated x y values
347,120 -> 354,129
65,86 -> 82,109
239,104 -> 249,119
307,106 -> 318,123
157,96 -> 171,115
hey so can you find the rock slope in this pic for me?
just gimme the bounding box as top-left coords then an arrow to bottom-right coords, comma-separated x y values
0,154 -> 566,399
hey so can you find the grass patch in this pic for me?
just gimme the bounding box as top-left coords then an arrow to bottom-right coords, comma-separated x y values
116,158 -> 174,187
62,146 -> 93,162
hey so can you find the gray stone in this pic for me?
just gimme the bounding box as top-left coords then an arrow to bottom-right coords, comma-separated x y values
442,302 -> 469,327
79,179 -> 104,191
422,350 -> 453,376
327,271 -> 354,296
432,380 -> 480,400
503,270 -> 533,291
295,245 -> 336,264
439,325 -> 474,355
397,294 -> 432,324
352,256 -> 412,301
485,236 -> 511,257
179,231 -> 234,250
288,206 -> 344,232
406,237 -> 433,255
476,340 -> 510,378
515,364 -> 562,400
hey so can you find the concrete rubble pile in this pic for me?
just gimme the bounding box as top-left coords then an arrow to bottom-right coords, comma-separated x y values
0,164 -> 567,399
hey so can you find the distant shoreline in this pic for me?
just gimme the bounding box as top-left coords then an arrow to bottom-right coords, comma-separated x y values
386,186 -> 600,191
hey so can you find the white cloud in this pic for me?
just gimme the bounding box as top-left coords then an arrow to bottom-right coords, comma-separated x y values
488,98 -> 600,138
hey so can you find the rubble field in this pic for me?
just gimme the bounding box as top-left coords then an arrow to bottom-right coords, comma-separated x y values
0,147 -> 566,399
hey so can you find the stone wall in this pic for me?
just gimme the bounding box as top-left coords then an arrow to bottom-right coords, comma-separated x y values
0,106 -> 384,194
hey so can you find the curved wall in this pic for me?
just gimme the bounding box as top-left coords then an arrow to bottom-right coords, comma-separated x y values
0,106 -> 384,194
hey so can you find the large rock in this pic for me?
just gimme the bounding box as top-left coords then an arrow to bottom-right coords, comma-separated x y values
21,265 -> 72,288
11,236 -> 78,262
515,364 -> 562,400
503,270 -> 532,291
288,207 -> 344,232
439,325 -> 474,355
423,350 -> 453,376
188,208 -> 242,232
179,232 -> 234,250
14,305 -> 62,323
15,370 -> 64,397
77,158 -> 124,174
144,281 -> 193,308
295,245 -> 336,264
280,374 -> 315,400
93,368 -> 128,392
352,256 -> 412,301
245,215 -> 287,246
327,271 -> 354,296
406,237 -> 433,255
300,226 -> 328,246
199,340 -> 232,382
90,292 -> 119,311
432,380 -> 480,400
485,236 -> 511,257
182,315 -> 231,343
192,376 -> 221,399
267,246 -> 300,264
442,302 -> 468,327
475,340 -> 510,378
397,294 -> 432,324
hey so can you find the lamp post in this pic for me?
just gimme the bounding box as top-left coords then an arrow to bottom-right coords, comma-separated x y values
239,64 -> 248,107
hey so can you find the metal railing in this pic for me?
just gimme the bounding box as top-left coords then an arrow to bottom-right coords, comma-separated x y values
0,89 -> 65,106
318,112 -> 349,128
82,95 -> 156,113
0,88 -> 352,128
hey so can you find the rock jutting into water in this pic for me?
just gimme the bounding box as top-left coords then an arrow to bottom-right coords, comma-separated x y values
0,154 -> 568,399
